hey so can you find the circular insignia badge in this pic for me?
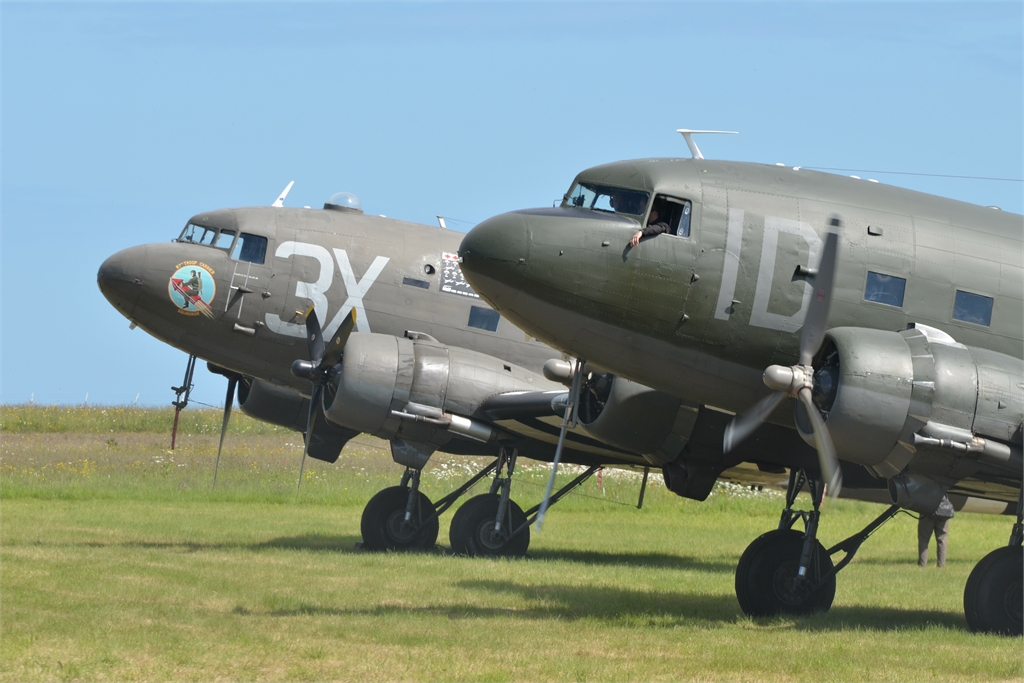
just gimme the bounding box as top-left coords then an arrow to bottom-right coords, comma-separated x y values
168,263 -> 216,318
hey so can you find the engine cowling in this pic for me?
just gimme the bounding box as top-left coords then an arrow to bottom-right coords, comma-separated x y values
322,332 -> 559,447
237,378 -> 356,462
814,324 -> 1023,479
576,374 -> 698,465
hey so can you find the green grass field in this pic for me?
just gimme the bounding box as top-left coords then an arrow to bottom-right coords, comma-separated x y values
2,406 -> 1021,682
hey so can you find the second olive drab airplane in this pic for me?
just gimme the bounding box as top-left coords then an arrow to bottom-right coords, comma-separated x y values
99,185 -> 809,557
458,132 -> 1023,635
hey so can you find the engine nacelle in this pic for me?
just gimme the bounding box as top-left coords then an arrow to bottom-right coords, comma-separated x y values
817,324 -> 1023,478
237,378 -> 356,463
237,378 -> 309,431
577,374 -> 698,465
322,332 -> 558,447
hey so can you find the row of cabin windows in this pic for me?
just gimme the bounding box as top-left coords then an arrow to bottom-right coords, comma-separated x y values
864,270 -> 994,327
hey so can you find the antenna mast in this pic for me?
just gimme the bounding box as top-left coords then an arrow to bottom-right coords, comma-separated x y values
676,129 -> 738,160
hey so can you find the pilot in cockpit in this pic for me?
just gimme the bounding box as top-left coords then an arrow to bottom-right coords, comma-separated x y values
629,206 -> 670,247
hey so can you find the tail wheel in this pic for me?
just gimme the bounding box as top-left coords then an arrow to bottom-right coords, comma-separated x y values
449,493 -> 529,558
360,486 -> 439,551
736,528 -> 836,617
964,545 -> 1023,636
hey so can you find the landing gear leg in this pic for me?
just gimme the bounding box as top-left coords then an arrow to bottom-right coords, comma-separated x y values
360,467 -> 439,551
736,468 -> 836,616
964,486 -> 1024,635
737,468 -> 905,618
450,447 -> 531,557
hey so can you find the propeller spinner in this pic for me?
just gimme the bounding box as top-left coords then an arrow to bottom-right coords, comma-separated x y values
723,215 -> 843,497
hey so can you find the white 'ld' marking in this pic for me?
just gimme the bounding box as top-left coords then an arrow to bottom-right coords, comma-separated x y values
714,212 -> 823,332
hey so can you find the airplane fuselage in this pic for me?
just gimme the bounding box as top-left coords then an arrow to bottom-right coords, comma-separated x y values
461,159 -> 1023,417
99,207 -> 556,392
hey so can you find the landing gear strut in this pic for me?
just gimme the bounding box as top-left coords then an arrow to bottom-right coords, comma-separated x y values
450,447 -> 529,557
360,468 -> 439,551
448,448 -> 600,558
359,447 -> 601,557
360,457 -> 502,552
964,486 -> 1024,636
736,468 -> 900,617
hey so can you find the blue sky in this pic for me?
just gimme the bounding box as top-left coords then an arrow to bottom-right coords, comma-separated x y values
3,2 -> 1021,407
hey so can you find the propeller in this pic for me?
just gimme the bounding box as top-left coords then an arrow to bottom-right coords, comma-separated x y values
723,215 -> 843,497
290,306 -> 357,490
205,363 -> 243,488
536,358 -> 585,530
212,374 -> 237,487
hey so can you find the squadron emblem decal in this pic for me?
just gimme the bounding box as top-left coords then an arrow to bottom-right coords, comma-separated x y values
168,261 -> 216,318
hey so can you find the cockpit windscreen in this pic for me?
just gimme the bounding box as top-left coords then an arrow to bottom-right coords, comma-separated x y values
178,223 -> 236,250
563,182 -> 649,216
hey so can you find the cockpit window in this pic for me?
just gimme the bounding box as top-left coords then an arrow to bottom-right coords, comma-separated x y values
214,230 -> 236,250
563,182 -> 650,216
232,233 -> 268,264
179,223 -> 220,245
178,223 -> 246,254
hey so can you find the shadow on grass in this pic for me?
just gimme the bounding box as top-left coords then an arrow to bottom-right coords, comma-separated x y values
252,579 -> 968,633
63,535 -> 364,553
256,534 -> 363,552
800,603 -> 966,631
257,580 -> 738,626
526,547 -> 734,572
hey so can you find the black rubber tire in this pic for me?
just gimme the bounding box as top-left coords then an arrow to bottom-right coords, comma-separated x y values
964,545 -> 1023,636
448,493 -> 530,558
360,486 -> 439,552
735,528 -> 836,617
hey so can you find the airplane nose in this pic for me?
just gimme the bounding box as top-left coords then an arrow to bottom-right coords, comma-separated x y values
97,245 -> 147,317
459,212 -> 530,310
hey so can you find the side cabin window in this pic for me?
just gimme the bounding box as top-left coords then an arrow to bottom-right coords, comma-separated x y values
467,305 -> 500,332
864,271 -> 906,307
650,195 -> 692,238
952,290 -> 993,327
232,233 -> 268,264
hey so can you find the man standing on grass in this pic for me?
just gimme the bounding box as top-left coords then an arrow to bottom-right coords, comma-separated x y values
918,495 -> 955,567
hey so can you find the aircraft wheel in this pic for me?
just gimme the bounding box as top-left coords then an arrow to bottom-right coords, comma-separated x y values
964,545 -> 1023,636
449,493 -> 530,558
360,486 -> 439,552
735,528 -> 836,617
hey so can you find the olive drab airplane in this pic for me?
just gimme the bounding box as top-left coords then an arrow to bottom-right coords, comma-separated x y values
457,131 -> 1024,636
100,185 -> 812,558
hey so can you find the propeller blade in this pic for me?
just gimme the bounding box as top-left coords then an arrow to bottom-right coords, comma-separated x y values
212,375 -> 237,488
305,306 -> 325,365
797,387 -> 842,497
536,359 -> 586,530
723,391 -> 786,453
535,457 -> 562,531
297,383 -> 322,491
320,308 -> 357,369
799,215 -> 841,366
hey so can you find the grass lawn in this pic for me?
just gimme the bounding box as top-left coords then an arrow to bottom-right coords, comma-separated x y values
2,406 -> 1021,682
